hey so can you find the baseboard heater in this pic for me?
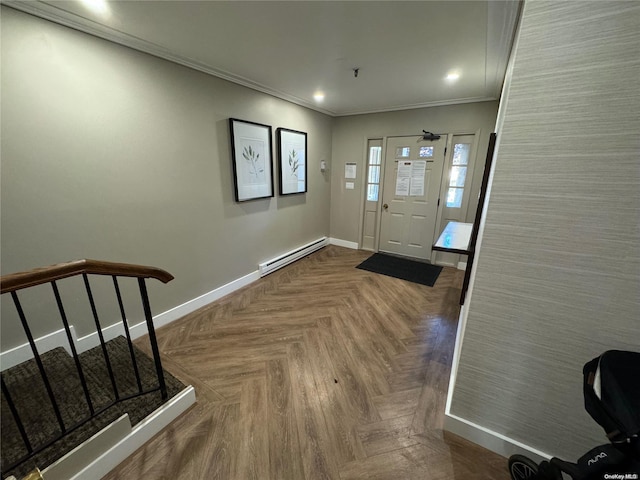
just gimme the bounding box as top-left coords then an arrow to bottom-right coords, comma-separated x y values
259,237 -> 328,277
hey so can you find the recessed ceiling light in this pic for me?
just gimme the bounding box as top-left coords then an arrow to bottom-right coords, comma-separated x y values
446,72 -> 460,82
313,92 -> 325,102
81,0 -> 110,17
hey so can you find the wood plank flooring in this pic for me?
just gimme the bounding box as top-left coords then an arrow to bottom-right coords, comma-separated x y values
103,246 -> 509,480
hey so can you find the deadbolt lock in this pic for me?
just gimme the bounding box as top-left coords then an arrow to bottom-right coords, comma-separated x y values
382,204 -> 388,210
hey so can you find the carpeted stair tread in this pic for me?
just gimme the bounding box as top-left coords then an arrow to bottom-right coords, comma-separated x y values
1,336 -> 185,478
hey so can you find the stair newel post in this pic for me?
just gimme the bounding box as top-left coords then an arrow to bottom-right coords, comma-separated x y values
1,376 -> 33,454
82,273 -> 120,401
137,278 -> 167,401
112,276 -> 143,394
10,291 -> 67,435
51,281 -> 95,415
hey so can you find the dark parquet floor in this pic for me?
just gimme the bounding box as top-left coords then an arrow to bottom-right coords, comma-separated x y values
104,246 -> 509,480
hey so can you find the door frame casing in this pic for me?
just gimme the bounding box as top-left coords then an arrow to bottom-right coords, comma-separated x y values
359,130 -> 483,264
433,130 -> 481,267
359,136 -> 388,252
374,134 -> 448,263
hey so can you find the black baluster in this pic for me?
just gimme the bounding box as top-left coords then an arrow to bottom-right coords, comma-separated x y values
11,291 -> 66,434
51,281 -> 95,415
82,274 -> 119,401
112,276 -> 143,393
138,278 -> 167,401
1,375 -> 33,454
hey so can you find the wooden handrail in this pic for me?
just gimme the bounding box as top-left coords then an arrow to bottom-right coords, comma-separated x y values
1,259 -> 174,294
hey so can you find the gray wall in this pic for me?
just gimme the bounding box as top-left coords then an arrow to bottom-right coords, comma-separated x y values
449,1 -> 640,460
1,7 -> 332,349
330,102 -> 498,244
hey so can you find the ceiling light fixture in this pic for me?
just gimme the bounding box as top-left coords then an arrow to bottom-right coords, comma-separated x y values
313,92 -> 325,102
446,72 -> 460,82
81,0 -> 110,17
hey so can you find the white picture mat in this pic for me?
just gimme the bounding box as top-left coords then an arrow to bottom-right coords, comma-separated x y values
279,129 -> 306,194
232,120 -> 273,201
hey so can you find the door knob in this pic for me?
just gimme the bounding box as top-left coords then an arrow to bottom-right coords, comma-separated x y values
382,203 -> 388,210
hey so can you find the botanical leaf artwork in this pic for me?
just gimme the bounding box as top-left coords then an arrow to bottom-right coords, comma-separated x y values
288,149 -> 299,177
242,145 -> 264,180
231,119 -> 272,201
279,130 -> 306,195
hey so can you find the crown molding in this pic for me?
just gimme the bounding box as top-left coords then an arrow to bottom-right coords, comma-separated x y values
4,0 -> 509,118
3,0 -> 337,117
334,96 -> 498,117
486,0 -> 522,98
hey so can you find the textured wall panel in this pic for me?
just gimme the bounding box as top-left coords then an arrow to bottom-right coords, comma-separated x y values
450,1 -> 640,460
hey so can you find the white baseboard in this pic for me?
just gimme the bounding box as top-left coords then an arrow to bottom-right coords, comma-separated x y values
435,261 -> 456,268
129,269 -> 261,339
0,270 -> 260,370
44,414 -> 132,480
444,305 -> 550,464
457,261 -> 467,271
444,413 -> 552,464
1,238 -> 332,368
64,386 -> 196,480
0,327 -> 76,371
329,237 -> 359,249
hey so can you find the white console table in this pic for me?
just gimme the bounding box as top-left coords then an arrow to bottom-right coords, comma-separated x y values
432,221 -> 473,255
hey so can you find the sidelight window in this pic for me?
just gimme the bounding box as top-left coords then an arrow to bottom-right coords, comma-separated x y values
446,143 -> 470,208
367,145 -> 382,201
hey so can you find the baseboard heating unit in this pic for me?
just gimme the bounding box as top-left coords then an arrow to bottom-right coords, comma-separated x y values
259,237 -> 328,277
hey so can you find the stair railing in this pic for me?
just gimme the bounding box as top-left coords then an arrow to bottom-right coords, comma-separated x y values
0,259 -> 174,477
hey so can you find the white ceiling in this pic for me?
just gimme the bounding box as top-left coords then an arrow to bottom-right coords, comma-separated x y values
6,0 -> 521,116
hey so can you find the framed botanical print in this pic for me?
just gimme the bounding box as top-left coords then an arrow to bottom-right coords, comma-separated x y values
277,128 -> 307,195
229,118 -> 274,202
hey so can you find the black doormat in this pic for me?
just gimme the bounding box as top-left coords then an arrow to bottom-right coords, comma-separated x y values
356,253 -> 443,287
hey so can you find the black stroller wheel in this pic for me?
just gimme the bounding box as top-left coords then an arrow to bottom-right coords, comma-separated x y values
508,455 -> 539,480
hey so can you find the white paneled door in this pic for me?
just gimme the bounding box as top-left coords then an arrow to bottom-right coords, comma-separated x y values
379,135 -> 446,259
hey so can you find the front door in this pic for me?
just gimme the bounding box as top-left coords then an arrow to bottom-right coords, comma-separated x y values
378,135 -> 446,260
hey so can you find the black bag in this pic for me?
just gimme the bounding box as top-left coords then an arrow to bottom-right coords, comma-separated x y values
583,350 -> 640,457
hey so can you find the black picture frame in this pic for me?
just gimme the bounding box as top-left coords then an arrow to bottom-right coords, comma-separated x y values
277,128 -> 307,195
229,118 -> 274,202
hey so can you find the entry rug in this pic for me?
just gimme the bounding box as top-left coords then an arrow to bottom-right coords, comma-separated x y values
356,253 -> 443,287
